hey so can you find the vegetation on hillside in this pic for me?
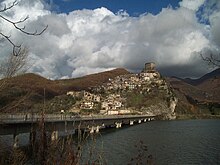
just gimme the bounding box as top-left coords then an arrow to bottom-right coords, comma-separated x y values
0,69 -> 129,113
167,69 -> 220,116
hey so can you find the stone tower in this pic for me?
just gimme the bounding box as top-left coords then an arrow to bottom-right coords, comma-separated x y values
143,62 -> 156,72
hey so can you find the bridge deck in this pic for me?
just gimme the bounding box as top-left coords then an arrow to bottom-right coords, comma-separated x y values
0,114 -> 155,136
0,114 -> 155,124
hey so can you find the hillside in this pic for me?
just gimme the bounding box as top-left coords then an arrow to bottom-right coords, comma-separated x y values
0,68 -> 129,113
167,68 -> 220,116
195,69 -> 220,100
0,73 -> 60,113
1,67 -> 219,116
56,68 -> 130,91
183,68 -> 220,86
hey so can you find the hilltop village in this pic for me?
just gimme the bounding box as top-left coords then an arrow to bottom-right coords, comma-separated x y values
66,62 -> 178,119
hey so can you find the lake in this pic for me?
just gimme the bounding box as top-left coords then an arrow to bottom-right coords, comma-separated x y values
1,119 -> 220,164
85,119 -> 220,165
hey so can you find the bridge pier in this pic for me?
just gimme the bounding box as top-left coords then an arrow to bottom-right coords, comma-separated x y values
95,126 -> 100,133
89,126 -> 95,133
51,131 -> 58,141
130,120 -> 134,125
89,126 -> 101,133
115,122 -> 122,128
138,119 -> 142,124
144,119 -> 147,122
13,133 -> 19,148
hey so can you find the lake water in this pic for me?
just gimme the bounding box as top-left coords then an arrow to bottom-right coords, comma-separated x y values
1,119 -> 220,164
85,119 -> 220,165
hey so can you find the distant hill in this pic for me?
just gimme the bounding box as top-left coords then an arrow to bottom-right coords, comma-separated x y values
56,68 -> 130,91
170,68 -> 220,102
183,68 -> 220,86
0,68 -> 129,113
167,68 -> 220,115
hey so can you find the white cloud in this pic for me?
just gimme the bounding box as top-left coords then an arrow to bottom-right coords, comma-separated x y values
208,1 -> 220,47
179,0 -> 205,11
0,0 -> 219,79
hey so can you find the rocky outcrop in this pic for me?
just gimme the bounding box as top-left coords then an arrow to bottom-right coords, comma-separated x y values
137,88 -> 178,120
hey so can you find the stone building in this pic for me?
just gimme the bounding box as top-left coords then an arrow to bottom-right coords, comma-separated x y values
143,62 -> 156,72
80,101 -> 94,109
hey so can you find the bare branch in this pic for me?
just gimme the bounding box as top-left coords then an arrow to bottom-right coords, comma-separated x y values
1,47 -> 29,78
0,0 -> 18,13
201,53 -> 220,67
0,47 -> 29,91
0,14 -> 48,36
0,0 -> 48,56
13,15 -> 29,24
0,32 -> 21,56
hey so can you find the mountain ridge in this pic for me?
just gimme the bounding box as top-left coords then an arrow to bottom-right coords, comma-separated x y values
181,68 -> 220,86
167,68 -> 220,116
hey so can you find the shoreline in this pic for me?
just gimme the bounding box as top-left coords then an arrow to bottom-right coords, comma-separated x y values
176,114 -> 220,120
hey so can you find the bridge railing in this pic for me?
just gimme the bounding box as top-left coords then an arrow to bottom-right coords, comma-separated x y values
0,114 -> 67,122
0,114 -> 155,123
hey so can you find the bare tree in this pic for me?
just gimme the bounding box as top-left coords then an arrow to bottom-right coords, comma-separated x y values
0,0 -> 47,89
0,0 -> 48,56
201,53 -> 220,67
0,47 -> 29,90
0,47 -> 28,78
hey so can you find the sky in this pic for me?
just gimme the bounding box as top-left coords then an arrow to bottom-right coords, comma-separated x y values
52,0 -> 180,16
0,0 -> 220,79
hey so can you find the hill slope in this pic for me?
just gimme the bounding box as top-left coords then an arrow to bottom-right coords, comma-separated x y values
183,68 -> 220,86
56,68 -> 130,91
167,68 -> 220,116
0,68 -> 129,113
1,67 -> 219,116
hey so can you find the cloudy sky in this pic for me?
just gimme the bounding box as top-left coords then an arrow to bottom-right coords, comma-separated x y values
0,0 -> 220,79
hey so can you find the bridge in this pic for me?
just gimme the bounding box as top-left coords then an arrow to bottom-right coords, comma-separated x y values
0,114 -> 155,148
